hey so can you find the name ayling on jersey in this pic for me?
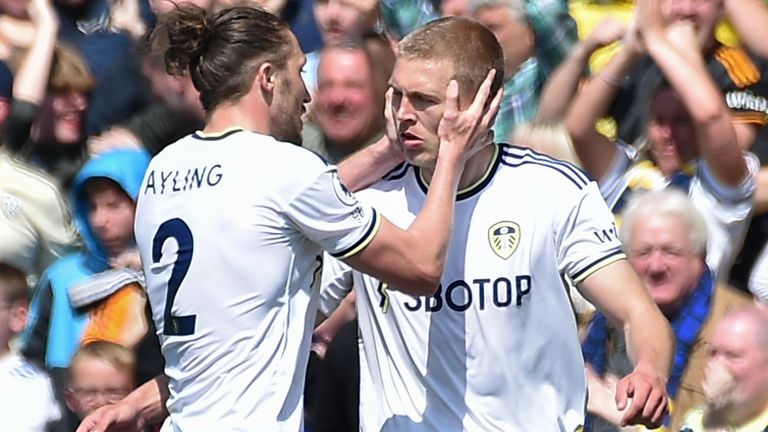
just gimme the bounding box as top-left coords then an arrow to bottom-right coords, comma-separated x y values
143,164 -> 223,195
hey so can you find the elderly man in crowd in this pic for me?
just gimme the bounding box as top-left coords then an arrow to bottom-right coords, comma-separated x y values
583,189 -> 754,431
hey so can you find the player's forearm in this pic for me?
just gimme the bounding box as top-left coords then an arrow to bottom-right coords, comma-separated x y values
401,150 -> 465,290
623,302 -> 673,387
125,374 -> 170,425
337,136 -> 404,192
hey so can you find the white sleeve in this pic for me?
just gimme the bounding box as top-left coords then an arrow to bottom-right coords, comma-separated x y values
692,152 -> 758,278
597,142 -> 634,210
318,252 -> 354,316
285,166 -> 380,260
556,182 -> 626,284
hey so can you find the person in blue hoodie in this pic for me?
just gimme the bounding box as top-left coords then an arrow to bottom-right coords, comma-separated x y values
20,148 -> 151,432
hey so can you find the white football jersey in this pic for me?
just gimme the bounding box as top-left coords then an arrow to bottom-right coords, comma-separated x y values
134,128 -> 379,432
321,144 -> 625,432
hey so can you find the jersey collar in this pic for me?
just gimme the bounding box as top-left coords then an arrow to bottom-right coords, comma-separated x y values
415,144 -> 501,201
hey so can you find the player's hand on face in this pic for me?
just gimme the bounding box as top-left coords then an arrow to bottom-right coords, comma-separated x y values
615,368 -> 669,428
436,68 -> 502,163
383,87 -> 404,158
75,402 -> 144,432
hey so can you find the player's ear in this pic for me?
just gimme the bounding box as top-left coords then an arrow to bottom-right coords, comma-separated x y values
257,62 -> 276,93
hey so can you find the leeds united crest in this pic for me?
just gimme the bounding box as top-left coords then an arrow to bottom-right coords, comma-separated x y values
488,221 -> 520,259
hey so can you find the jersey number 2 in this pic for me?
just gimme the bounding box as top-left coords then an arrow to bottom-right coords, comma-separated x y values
152,218 -> 196,336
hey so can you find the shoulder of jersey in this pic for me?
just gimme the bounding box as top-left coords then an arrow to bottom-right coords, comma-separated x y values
6,356 -> 49,382
497,143 -> 592,191
155,130 -> 328,168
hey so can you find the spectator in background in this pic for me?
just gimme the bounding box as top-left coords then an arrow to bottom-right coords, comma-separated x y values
0,144 -> 77,286
565,0 -> 757,281
583,189 -> 753,431
0,262 -> 61,432
52,0 -> 152,137
469,0 -> 577,140
87,37 -> 205,157
304,0 -> 378,96
604,0 -> 768,151
679,305 -> 768,431
303,35 -> 394,163
65,341 -> 135,420
20,148 -> 151,432
4,0 -> 95,191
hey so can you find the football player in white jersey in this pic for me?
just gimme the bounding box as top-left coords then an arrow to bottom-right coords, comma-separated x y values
316,17 -> 675,432
76,5 -> 501,432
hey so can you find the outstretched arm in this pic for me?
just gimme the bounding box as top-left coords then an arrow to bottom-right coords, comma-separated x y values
336,135 -> 404,193
579,260 -> 673,428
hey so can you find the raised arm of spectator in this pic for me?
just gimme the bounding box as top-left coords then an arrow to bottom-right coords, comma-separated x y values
537,18 -> 625,123
12,0 -> 57,106
724,0 -> 768,61
640,0 -> 747,186
564,21 -> 641,181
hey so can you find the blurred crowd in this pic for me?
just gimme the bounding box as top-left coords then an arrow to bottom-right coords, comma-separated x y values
0,0 -> 767,431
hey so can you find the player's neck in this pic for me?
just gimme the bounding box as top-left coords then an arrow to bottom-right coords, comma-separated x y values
422,144 -> 496,191
204,103 -> 271,137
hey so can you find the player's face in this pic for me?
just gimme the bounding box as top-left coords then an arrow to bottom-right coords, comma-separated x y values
85,178 -> 136,258
661,0 -> 722,50
314,0 -> 364,46
626,213 -> 703,314
66,356 -> 134,418
271,35 -> 311,146
705,316 -> 768,410
389,58 -> 455,169
647,88 -> 697,176
315,48 -> 380,149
